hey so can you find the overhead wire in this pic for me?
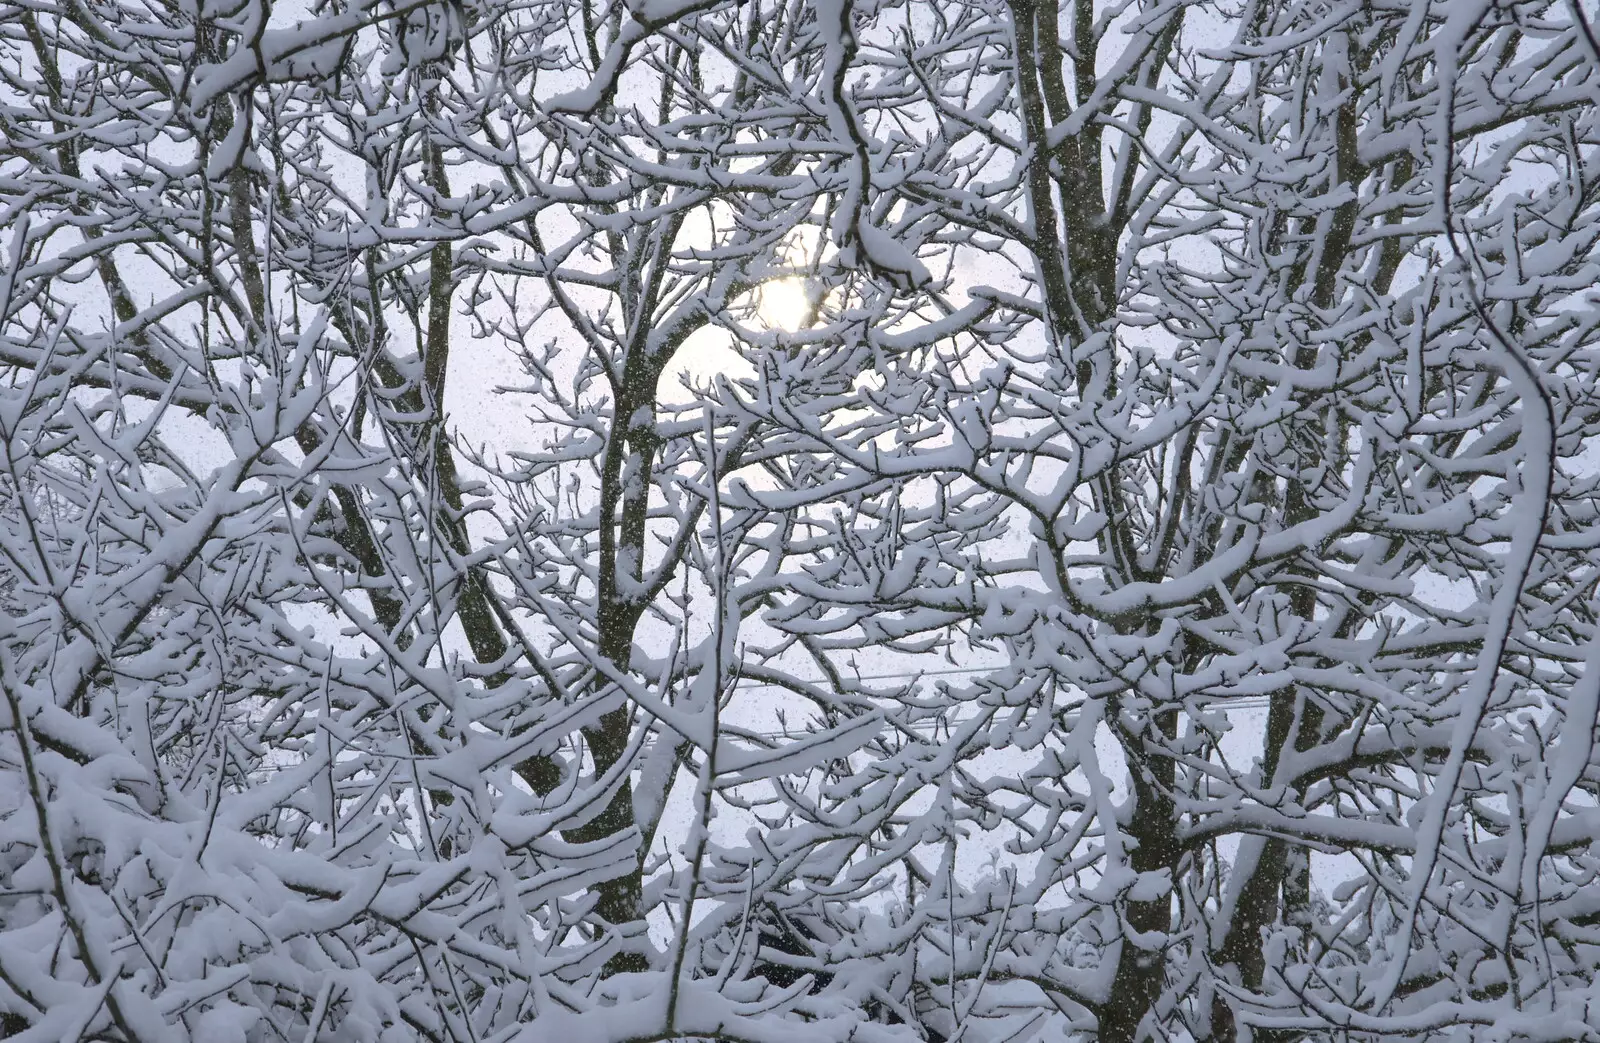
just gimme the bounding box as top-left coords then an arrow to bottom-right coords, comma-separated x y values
726,664 -> 1276,740
729,663 -> 1275,710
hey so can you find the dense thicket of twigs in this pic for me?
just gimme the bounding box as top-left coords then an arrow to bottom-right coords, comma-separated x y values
2,0 -> 1600,1040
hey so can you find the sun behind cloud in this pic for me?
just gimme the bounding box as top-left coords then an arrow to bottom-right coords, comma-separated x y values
756,276 -> 812,332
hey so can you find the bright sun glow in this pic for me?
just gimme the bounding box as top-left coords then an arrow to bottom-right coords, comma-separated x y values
757,277 -> 812,331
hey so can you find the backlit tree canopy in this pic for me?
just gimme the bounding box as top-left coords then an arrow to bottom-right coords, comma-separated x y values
2,0 -> 1600,1040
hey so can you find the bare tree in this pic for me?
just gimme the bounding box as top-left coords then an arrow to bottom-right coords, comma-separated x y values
4,0 -> 1600,1041
721,1 -> 1600,1041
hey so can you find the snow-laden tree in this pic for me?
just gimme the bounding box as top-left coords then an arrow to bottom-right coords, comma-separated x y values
715,0 -> 1600,1040
0,0 -> 930,1037
3,0 -> 1600,1040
